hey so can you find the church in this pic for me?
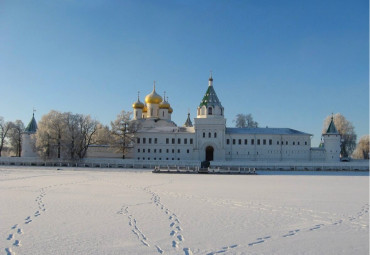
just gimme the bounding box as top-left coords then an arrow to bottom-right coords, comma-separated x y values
128,74 -> 340,162
21,74 -> 341,162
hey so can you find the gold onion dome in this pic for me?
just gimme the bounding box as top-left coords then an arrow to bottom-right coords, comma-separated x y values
132,95 -> 144,109
145,82 -> 163,104
159,100 -> 170,109
168,106 -> 173,114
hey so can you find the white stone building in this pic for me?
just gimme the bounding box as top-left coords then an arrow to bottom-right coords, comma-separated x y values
21,75 -> 341,162
130,75 -> 341,162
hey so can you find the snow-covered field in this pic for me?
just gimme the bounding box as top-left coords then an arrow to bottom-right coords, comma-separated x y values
1,167 -> 369,255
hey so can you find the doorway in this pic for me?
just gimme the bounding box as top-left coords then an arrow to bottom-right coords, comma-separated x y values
205,146 -> 214,161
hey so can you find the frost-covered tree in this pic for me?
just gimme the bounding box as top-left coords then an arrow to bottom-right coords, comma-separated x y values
35,110 -> 65,159
8,120 -> 25,157
0,117 -> 13,157
322,113 -> 357,157
234,114 -> 258,128
93,124 -> 113,145
352,135 -> 369,159
110,110 -> 140,159
35,111 -> 99,160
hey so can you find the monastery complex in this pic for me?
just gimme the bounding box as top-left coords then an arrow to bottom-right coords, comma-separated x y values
21,75 -> 341,163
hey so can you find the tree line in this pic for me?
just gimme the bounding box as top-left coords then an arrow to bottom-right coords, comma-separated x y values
0,110 -> 139,160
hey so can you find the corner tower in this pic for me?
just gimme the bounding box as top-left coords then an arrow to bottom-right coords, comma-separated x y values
322,115 -> 341,161
22,112 -> 38,157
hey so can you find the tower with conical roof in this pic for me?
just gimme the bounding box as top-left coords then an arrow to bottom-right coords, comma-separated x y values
22,112 -> 38,157
322,115 -> 341,161
193,73 -> 226,161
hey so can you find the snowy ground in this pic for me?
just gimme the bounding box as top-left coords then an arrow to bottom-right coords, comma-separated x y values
1,167 -> 368,255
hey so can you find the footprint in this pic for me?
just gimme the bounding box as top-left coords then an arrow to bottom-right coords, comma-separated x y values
170,230 -> 177,236
11,225 -> 17,229
13,240 -> 21,247
177,235 -> 184,241
25,219 -> 32,224
7,234 -> 13,240
155,245 -> 164,254
25,216 -> 31,220
176,226 -> 183,231
183,247 -> 193,255
5,247 -> 13,255
172,240 -> 179,248
248,240 -> 264,246
141,240 -> 150,247
170,222 -> 175,227
17,229 -> 23,235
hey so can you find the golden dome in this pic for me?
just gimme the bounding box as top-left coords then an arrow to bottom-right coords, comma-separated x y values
143,105 -> 148,113
132,99 -> 144,109
159,100 -> 170,109
168,106 -> 173,114
145,83 -> 163,104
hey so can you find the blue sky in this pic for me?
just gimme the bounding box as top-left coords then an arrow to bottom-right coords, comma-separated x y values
0,0 -> 368,146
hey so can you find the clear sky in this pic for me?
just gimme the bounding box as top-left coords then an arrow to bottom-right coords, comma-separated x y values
0,0 -> 368,146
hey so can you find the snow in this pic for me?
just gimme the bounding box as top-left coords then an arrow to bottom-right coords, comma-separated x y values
1,166 -> 368,255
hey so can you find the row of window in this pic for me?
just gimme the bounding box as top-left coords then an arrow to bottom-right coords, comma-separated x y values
226,138 -> 308,146
137,148 -> 190,154
203,132 -> 217,138
137,137 -> 194,145
137,157 -> 181,161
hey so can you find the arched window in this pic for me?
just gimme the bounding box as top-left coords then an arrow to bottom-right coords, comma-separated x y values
214,132 -> 217,138
208,107 -> 213,115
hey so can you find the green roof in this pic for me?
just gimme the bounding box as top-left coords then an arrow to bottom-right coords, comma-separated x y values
199,85 -> 222,108
326,118 -> 338,134
24,114 -> 37,133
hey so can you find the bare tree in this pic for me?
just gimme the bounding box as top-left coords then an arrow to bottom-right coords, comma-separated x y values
75,114 -> 98,159
8,120 -> 25,157
323,113 -> 357,157
234,113 -> 258,128
0,117 -> 13,157
110,110 -> 140,159
352,135 -> 369,159
93,124 -> 113,145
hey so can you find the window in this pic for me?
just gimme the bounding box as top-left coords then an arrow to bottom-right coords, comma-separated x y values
286,141 -> 288,145
208,107 -> 212,115
166,158 -> 169,160
227,139 -> 230,145
154,138 -> 157,144
251,139 -> 255,145
154,149 -> 156,153
159,158 -> 161,160
233,139 -> 236,145
208,132 -> 211,138
203,132 -> 205,138
269,139 -> 272,145
159,149 -> 162,153
148,157 -> 150,160
172,149 -> 175,153
166,149 -> 169,153
166,138 -> 169,144
143,138 -> 146,144
238,139 -> 241,145
184,138 -> 187,144
178,138 -> 181,144
148,149 -> 151,153
137,138 -> 140,144
277,141 -> 279,145
149,138 -> 152,144
137,157 -> 140,160
298,141 -> 300,145
177,149 -> 180,153
305,141 -> 307,145
244,139 -> 248,145
293,142 -> 295,145
190,138 -> 193,144
214,132 -> 217,138
137,149 -> 140,153
143,149 -> 145,153
172,138 -> 175,144
263,139 -> 266,145
187,149 -> 189,153
257,139 -> 260,145
172,158 -> 174,160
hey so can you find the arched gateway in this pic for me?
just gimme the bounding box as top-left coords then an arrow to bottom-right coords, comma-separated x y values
205,146 -> 214,161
